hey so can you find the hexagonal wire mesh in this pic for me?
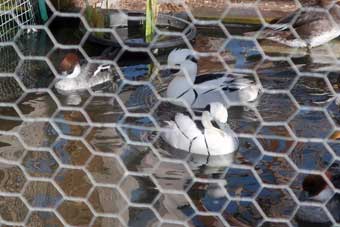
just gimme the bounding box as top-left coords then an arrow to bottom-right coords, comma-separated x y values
0,0 -> 340,226
0,0 -> 36,42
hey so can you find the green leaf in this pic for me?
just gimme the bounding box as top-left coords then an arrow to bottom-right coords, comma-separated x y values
145,0 -> 158,43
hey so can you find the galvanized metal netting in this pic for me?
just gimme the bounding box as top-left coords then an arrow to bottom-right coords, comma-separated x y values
0,0 -> 339,227
0,0 -> 35,42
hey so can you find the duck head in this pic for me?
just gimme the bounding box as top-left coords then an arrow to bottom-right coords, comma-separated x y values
205,102 -> 228,124
167,49 -> 198,80
316,0 -> 340,7
58,53 -> 82,80
201,103 -> 229,131
302,173 -> 333,202
59,53 -> 80,75
55,53 -> 82,91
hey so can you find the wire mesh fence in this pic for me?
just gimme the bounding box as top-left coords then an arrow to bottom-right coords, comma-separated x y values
0,0 -> 339,227
0,0 -> 35,42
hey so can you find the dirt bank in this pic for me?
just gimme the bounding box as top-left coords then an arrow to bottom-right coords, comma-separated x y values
105,0 -> 318,22
69,0 -> 319,23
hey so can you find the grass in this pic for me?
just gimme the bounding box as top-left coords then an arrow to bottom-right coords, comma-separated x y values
84,5 -> 105,38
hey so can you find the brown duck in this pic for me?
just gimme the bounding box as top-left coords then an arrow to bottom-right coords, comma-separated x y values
255,0 -> 340,48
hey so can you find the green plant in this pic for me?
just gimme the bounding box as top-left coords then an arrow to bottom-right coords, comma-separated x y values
84,3 -> 105,38
145,0 -> 158,43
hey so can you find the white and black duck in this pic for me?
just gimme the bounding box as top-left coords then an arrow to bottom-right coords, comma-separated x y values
165,49 -> 260,109
55,47 -> 119,91
161,102 -> 239,156
253,0 -> 340,48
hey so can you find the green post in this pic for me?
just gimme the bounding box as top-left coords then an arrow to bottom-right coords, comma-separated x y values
145,0 -> 158,43
38,0 -> 48,22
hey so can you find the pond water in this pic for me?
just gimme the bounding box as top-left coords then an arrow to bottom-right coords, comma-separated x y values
0,23 -> 340,227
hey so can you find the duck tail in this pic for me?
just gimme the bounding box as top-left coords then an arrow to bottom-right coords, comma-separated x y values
99,46 -> 120,60
244,28 -> 284,40
164,120 -> 172,126
243,31 -> 258,37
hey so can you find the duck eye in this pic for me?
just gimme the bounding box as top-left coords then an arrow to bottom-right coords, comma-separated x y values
204,104 -> 211,112
211,120 -> 220,129
100,65 -> 110,71
186,55 -> 198,63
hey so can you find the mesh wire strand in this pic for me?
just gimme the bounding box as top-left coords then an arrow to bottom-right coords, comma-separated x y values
0,0 -> 340,227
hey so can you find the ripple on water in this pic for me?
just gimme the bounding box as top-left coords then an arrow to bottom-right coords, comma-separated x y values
228,106 -> 261,134
122,207 -> 160,227
256,188 -> 297,219
223,201 -> 264,226
255,155 -> 296,185
289,142 -> 333,171
188,181 -> 228,212
289,110 -> 333,139
233,137 -> 262,166
225,168 -> 260,198
291,76 -> 333,107
118,83 -> 159,114
257,93 -> 297,122
53,110 -> 90,137
256,60 -> 297,90
154,193 -> 195,221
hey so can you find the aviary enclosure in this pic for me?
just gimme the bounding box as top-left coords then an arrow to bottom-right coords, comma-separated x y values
0,0 -> 340,226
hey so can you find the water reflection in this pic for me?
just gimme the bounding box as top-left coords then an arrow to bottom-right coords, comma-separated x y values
16,29 -> 54,56
188,153 -> 234,178
188,182 -> 228,212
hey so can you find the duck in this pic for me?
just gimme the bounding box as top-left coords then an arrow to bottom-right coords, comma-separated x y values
161,102 -> 239,156
295,173 -> 339,226
301,173 -> 333,203
165,49 -> 260,109
55,47 -> 119,91
253,0 -> 340,48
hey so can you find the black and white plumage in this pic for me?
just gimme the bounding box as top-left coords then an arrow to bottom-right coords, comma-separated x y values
161,102 -> 239,156
166,49 -> 260,109
254,0 -> 340,48
55,48 -> 118,91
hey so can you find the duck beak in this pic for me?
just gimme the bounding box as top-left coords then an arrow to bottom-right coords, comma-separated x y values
170,68 -> 180,74
162,68 -> 181,76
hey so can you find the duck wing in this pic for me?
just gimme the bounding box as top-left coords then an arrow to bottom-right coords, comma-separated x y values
85,46 -> 119,79
221,124 -> 239,149
161,113 -> 202,151
162,120 -> 190,150
86,62 -> 115,79
204,128 -> 237,155
194,73 -> 227,85
294,11 -> 335,39
261,9 -> 331,39
197,75 -> 254,95
194,72 -> 245,88
174,113 -> 202,140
